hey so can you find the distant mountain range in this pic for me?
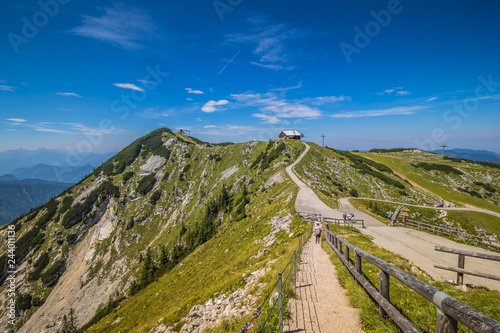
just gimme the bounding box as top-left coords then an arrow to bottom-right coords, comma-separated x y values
0,148 -> 114,182
0,178 -> 72,225
0,149 -> 114,224
429,148 -> 500,164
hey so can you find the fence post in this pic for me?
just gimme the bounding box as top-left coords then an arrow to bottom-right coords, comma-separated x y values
344,245 -> 350,262
436,308 -> 458,333
457,254 -> 465,285
355,252 -> 362,274
293,251 -> 296,290
299,238 -> 302,258
379,270 -> 390,318
278,273 -> 283,333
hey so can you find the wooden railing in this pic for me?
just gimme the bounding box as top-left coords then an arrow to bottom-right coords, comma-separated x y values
434,246 -> 500,285
301,213 -> 500,333
396,218 -> 500,250
298,212 -> 365,228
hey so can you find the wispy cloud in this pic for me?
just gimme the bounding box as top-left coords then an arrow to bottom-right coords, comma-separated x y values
376,87 -> 411,96
186,88 -> 204,95
226,18 -> 303,71
330,106 -> 425,118
426,97 -> 437,102
0,85 -> 17,92
201,100 -> 229,113
230,91 -> 329,123
70,3 -> 157,50
137,79 -> 156,85
305,95 -> 352,106
6,118 -> 26,122
56,92 -> 82,97
113,83 -> 145,92
4,119 -> 121,135
199,124 -> 260,136
135,107 -> 170,119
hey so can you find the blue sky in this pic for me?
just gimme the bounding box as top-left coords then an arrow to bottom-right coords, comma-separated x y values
1,0 -> 500,154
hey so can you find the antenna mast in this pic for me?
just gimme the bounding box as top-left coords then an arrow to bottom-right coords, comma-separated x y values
440,144 -> 448,155
321,134 -> 325,147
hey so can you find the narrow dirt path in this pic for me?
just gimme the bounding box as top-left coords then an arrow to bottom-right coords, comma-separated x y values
285,143 -> 363,332
287,143 -> 500,293
285,236 -> 363,333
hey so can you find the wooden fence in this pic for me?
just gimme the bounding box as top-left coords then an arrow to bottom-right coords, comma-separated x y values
301,213 -> 500,333
396,218 -> 500,250
298,212 -> 365,228
434,245 -> 500,285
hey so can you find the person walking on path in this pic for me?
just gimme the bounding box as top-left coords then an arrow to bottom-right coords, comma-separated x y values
343,212 -> 347,223
314,222 -> 324,244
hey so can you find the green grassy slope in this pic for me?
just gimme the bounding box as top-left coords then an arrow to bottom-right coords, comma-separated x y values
293,143 -> 436,207
0,129 -> 306,332
359,150 -> 500,213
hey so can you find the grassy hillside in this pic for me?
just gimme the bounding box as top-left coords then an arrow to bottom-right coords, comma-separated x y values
293,143 -> 436,207
359,150 -> 500,213
0,129 -> 306,332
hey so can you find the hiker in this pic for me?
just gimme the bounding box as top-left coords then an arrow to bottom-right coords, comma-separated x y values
314,222 -> 323,244
388,212 -> 392,222
343,212 -> 347,223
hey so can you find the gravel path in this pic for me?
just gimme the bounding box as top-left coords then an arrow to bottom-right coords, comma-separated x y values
285,236 -> 363,333
287,142 -> 500,293
285,143 -> 363,332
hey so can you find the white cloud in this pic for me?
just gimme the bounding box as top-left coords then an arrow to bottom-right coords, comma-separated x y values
226,19 -> 302,71
199,124 -> 260,136
70,3 -> 157,50
137,79 -> 156,85
230,92 -> 322,123
6,118 -> 26,122
426,97 -> 437,102
201,100 -> 229,113
113,83 -> 145,92
305,95 -> 351,105
0,85 -> 17,92
377,87 -> 411,96
186,88 -> 204,94
330,106 -> 425,118
196,118 -> 202,121
377,89 -> 395,95
135,108 -> 170,119
56,92 -> 82,97
186,98 -> 193,101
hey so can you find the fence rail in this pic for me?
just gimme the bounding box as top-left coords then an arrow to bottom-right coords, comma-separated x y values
396,218 -> 500,250
298,211 -> 365,228
301,213 -> 500,333
240,222 -> 313,333
434,245 -> 500,284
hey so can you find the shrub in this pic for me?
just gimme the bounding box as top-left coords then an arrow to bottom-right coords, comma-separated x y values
412,162 -> 463,175
137,174 -> 156,196
122,171 -> 134,183
41,259 -> 65,287
349,189 -> 359,197
28,252 -> 50,281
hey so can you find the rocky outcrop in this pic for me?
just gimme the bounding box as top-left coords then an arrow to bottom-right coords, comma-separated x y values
151,268 -> 268,333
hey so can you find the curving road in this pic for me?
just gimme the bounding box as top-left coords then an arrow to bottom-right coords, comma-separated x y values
287,143 -> 500,291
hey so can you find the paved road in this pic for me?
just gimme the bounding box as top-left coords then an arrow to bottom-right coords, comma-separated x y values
287,143 -> 500,291
348,197 -> 500,218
